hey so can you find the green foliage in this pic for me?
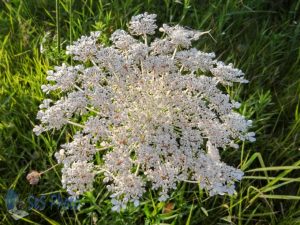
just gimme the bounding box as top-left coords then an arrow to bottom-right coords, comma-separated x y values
0,0 -> 300,224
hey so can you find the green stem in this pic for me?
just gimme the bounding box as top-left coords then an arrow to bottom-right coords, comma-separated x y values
56,0 -> 61,54
40,163 -> 60,175
69,0 -> 73,65
67,120 -> 85,128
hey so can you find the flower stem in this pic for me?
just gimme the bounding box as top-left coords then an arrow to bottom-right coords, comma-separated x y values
135,163 -> 140,175
40,163 -> 60,175
55,0 -> 61,55
67,120 -> 85,128
172,47 -> 178,59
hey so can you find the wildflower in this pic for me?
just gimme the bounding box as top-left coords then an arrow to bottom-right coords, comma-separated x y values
66,31 -> 101,62
159,24 -> 206,49
26,164 -> 60,185
34,12 -> 255,210
129,12 -> 157,36
26,170 -> 41,185
61,161 -> 95,196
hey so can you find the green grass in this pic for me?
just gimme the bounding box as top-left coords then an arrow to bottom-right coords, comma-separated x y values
1,0 -> 300,224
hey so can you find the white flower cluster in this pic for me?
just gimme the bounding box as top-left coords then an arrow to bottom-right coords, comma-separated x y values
34,12 -> 255,211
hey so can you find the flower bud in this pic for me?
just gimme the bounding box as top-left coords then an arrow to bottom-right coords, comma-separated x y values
26,170 -> 41,185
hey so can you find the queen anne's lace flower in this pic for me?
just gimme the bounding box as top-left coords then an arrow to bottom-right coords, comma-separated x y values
129,12 -> 157,36
34,12 -> 255,211
66,31 -> 101,62
61,161 -> 95,196
211,61 -> 249,86
159,24 -> 205,49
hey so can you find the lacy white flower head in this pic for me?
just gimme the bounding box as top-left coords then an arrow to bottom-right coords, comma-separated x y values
34,12 -> 255,211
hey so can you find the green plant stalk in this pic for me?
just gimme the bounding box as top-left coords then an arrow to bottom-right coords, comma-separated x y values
56,0 -> 61,54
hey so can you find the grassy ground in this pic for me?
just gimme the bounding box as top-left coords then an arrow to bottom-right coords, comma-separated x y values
0,0 -> 300,224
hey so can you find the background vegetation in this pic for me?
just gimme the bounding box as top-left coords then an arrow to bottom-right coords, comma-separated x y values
0,0 -> 300,224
